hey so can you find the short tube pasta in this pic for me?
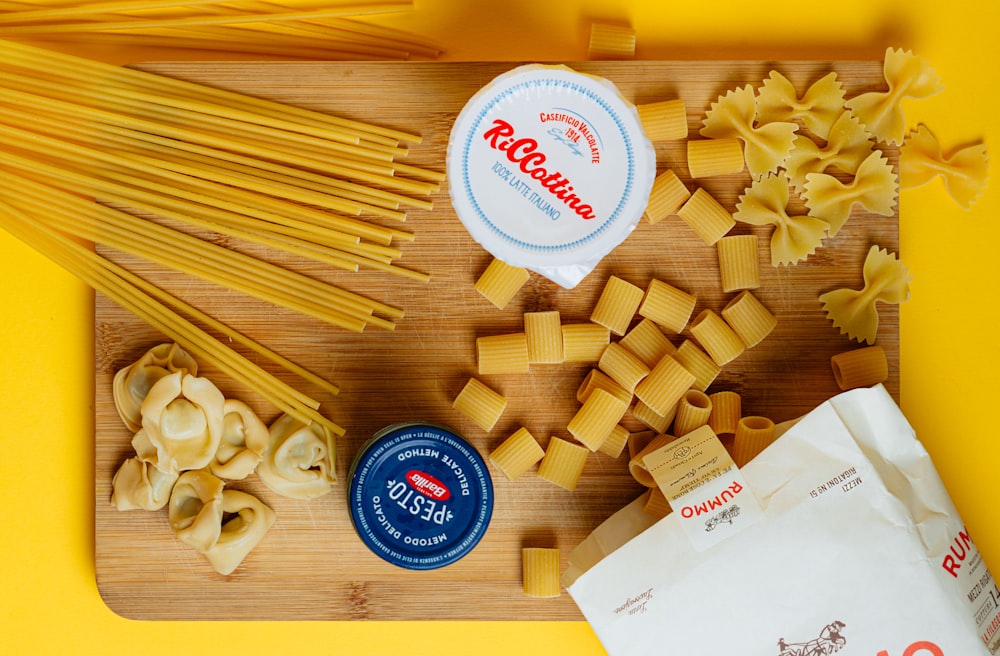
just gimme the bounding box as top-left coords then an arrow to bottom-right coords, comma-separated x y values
628,432 -> 674,488
708,391 -> 742,436
537,437 -> 590,490
721,290 -> 777,348
477,332 -> 530,375
598,342 -> 651,393
731,415 -> 776,467
598,424 -> 630,459
687,137 -> 745,178
489,427 -> 545,480
567,388 -> 630,451
631,399 -> 677,434
717,234 -> 760,292
689,309 -> 746,366
673,340 -> 721,391
831,345 -> 889,390
453,378 -> 508,432
588,22 -> 636,59
634,353 -> 695,416
524,310 -> 564,364
637,99 -> 688,142
576,369 -> 632,406
643,169 -> 691,224
591,275 -> 645,336
522,547 -> 562,598
673,389 -> 713,436
619,318 -> 677,368
676,188 -> 736,245
475,258 -> 529,309
639,278 -> 697,334
562,323 -> 611,363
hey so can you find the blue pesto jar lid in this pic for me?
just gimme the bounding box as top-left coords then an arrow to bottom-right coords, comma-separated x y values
348,423 -> 493,570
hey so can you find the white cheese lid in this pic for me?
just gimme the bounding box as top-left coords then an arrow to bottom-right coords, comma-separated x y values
447,64 -> 656,289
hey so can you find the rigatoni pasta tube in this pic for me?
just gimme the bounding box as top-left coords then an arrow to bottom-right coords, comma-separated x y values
631,399 -> 676,434
674,340 -> 721,392
673,389 -> 713,437
477,333 -> 530,375
717,234 -> 761,292
567,388 -> 630,451
576,369 -> 632,406
676,187 -> 736,245
637,99 -> 687,141
708,391 -> 742,436
731,416 -> 776,467
619,318 -> 677,368
524,310 -> 564,364
643,487 -> 672,519
831,345 -> 888,390
591,275 -> 644,336
634,353 -> 695,416
475,258 -> 529,309
598,424 -> 630,459
588,22 -> 636,59
598,342 -> 650,393
489,427 -> 545,480
721,290 -> 777,348
687,137 -> 745,178
639,279 -> 697,334
644,168 -> 691,224
562,323 -> 611,363
522,548 -> 562,598
689,309 -> 746,366
537,437 -> 589,491
628,432 -> 674,488
453,378 -> 507,432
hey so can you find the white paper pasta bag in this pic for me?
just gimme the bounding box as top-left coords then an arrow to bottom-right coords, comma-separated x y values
565,386 -> 1000,656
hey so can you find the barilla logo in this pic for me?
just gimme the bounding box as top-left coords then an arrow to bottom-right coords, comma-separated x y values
406,470 -> 450,500
482,118 -> 598,220
679,480 -> 744,519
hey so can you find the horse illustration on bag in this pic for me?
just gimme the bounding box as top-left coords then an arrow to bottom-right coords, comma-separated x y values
777,621 -> 847,656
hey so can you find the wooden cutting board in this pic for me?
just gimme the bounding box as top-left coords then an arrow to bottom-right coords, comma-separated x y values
94,60 -> 898,621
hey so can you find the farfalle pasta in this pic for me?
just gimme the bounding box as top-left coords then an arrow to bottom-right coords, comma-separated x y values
756,70 -> 846,140
803,150 -> 897,236
845,47 -> 945,146
209,399 -> 270,480
734,171 -> 830,266
900,124 -> 989,209
784,111 -> 874,191
701,84 -> 798,178
819,245 -> 911,345
258,414 -> 337,500
139,370 -> 226,473
113,342 -> 198,433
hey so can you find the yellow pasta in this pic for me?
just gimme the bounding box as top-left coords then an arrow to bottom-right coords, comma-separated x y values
643,168 -> 692,224
716,234 -> 760,292
676,187 -> 737,245
734,171 -> 830,266
687,138 -> 745,179
637,99 -> 688,141
803,150 -> 897,237
628,432 -> 674,488
643,486 -> 672,519
598,342 -> 651,393
721,290 -> 777,348
756,70 -> 846,140
577,369 -> 632,406
591,275 -> 645,336
900,123 -> 990,209
537,437 -> 590,491
700,84 -> 798,178
784,111 -> 874,192
845,47 -> 945,146
634,353 -> 695,416
489,427 -> 545,480
689,309 -> 745,366
619,318 -> 677,368
598,424 -> 631,459
819,245 -> 910,345
587,22 -> 636,59
453,378 -> 508,432
708,391 -> 742,436
631,399 -> 677,434
638,278 -> 697,334
627,430 -> 656,462
475,258 -> 530,309
673,389 -> 713,437
673,340 -> 721,392
524,310 -> 564,364
477,333 -> 530,375
831,345 -> 890,391
562,323 -> 612,363
568,388 -> 630,451
731,416 -> 776,467
522,547 -> 562,598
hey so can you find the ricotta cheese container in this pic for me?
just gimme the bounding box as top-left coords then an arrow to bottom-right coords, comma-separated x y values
348,423 -> 493,570
447,64 -> 657,289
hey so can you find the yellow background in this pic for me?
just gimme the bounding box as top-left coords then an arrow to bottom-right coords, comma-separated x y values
2,1 -> 998,654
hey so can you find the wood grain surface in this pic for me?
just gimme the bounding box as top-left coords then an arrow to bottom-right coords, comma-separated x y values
94,60 -> 898,621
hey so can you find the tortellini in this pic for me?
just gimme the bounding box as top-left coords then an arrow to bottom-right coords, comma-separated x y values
168,469 -> 226,554
110,456 -> 178,511
140,371 -> 226,473
209,400 -> 269,480
113,342 -> 198,432
204,490 -> 277,576
258,414 -> 336,500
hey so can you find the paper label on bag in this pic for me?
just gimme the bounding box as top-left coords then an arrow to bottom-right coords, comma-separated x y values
642,425 -> 763,550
